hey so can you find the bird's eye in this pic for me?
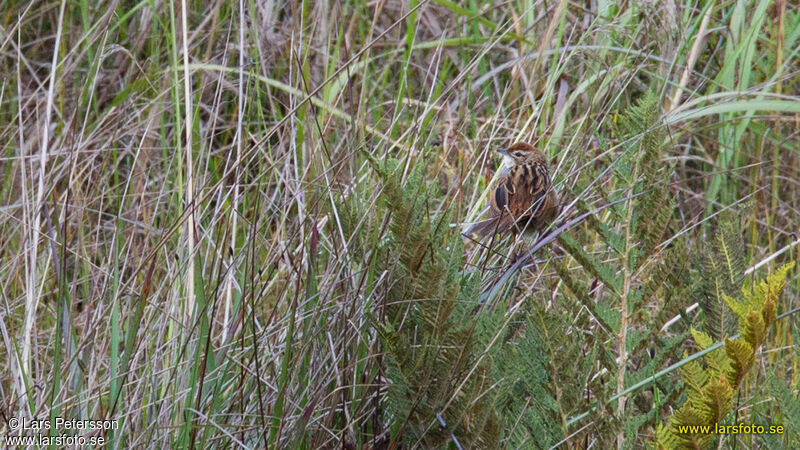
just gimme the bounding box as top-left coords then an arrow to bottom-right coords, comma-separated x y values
514,152 -> 524,157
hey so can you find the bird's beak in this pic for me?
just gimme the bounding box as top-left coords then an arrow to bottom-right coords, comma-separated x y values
496,147 -> 509,156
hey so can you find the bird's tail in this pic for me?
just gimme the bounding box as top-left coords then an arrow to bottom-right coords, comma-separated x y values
464,218 -> 499,237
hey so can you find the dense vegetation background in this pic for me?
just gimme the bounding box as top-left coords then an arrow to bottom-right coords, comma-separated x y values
1,0 -> 799,448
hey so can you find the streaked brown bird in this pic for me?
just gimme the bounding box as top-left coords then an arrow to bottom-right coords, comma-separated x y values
466,142 -> 559,238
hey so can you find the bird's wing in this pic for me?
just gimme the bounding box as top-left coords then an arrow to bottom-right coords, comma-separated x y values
499,164 -> 548,215
468,163 -> 553,237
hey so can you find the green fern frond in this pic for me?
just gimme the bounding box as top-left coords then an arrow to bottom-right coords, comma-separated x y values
670,404 -> 716,449
766,374 -> 800,446
370,158 -> 501,447
656,260 -> 794,449
492,309 -> 566,449
723,338 -> 754,387
697,213 -> 746,341
558,233 -> 622,295
715,217 -> 746,290
614,90 -> 666,187
680,358 -> 710,396
637,187 -> 674,264
740,309 -> 766,351
552,259 -> 614,331
654,423 -> 681,450
722,294 -> 748,320
743,262 -> 794,328
686,329 -> 728,376
690,328 -> 713,350
701,375 -> 734,423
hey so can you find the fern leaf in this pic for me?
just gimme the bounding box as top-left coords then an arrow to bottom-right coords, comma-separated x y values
553,259 -> 614,331
697,213 -> 745,341
723,338 -> 754,387
701,375 -> 734,423
767,374 -> 800,446
690,328 -> 713,350
740,309 -> 766,351
558,233 -> 622,294
680,359 -> 709,396
722,294 -> 748,320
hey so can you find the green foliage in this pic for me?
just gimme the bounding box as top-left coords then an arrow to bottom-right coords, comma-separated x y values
556,91 -> 691,446
361,90 -> 798,450
371,158 -> 501,448
656,262 -> 794,449
763,374 -> 800,447
490,306 -> 609,449
695,212 -> 747,341
490,310 -> 563,448
370,157 -> 634,448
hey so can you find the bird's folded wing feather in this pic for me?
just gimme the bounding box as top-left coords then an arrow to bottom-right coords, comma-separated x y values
465,162 -> 551,237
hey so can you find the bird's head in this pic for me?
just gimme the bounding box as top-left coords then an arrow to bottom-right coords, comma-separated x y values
496,142 -> 547,166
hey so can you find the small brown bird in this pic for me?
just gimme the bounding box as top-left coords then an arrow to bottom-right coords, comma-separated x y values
466,142 -> 559,238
